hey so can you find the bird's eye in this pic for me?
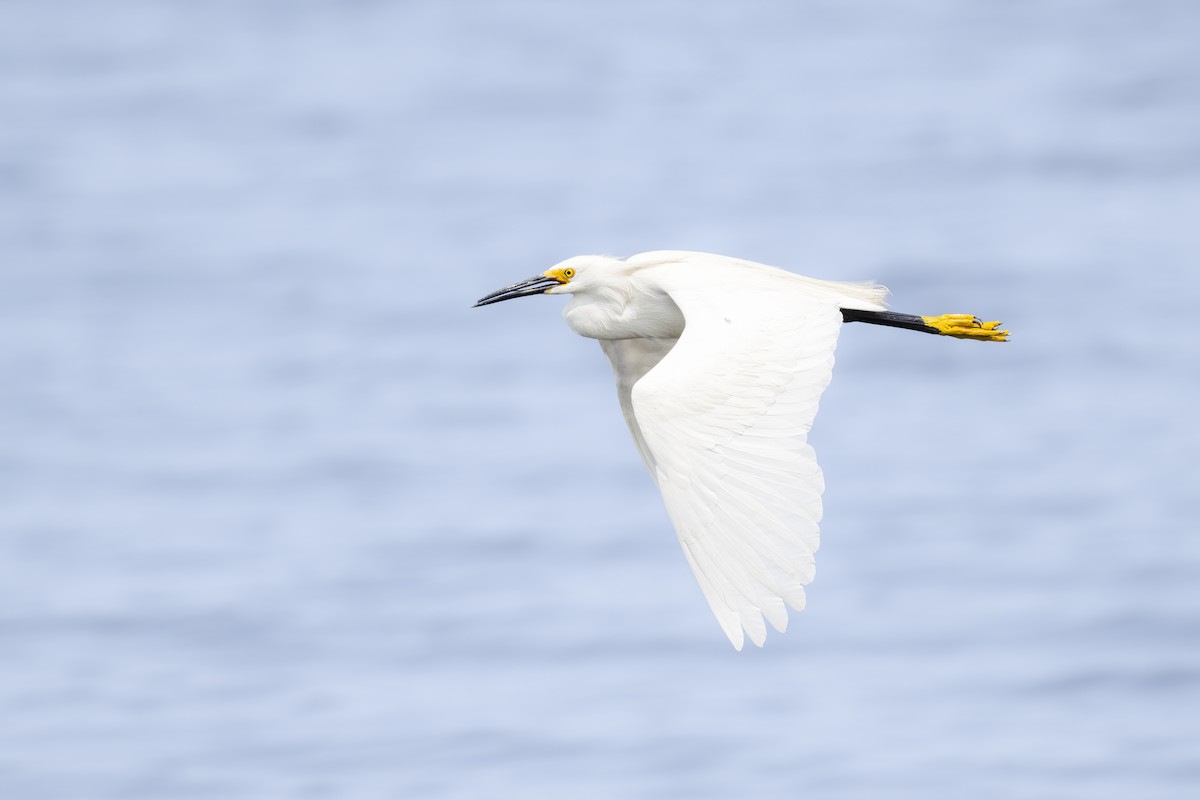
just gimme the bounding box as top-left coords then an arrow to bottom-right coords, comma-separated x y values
563,268 -> 575,279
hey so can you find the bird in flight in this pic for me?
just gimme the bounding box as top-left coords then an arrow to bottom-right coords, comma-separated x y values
475,251 -> 1007,649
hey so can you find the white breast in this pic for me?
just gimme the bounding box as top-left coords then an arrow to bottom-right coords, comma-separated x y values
562,285 -> 686,341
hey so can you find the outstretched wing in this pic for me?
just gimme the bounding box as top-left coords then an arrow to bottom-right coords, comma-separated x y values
630,260 -> 852,649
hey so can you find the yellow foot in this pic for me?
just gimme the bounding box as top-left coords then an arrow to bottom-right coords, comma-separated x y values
921,314 -> 1009,342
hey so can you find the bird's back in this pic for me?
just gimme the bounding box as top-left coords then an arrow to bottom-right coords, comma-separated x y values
625,251 -> 890,313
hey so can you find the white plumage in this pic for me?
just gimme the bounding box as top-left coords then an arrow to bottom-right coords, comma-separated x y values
474,250 -> 997,649
571,252 -> 884,649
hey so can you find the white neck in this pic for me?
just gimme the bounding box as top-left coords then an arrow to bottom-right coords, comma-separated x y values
562,282 -> 685,341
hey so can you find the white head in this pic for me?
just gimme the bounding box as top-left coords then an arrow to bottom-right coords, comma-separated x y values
472,255 -> 627,307
474,254 -> 684,340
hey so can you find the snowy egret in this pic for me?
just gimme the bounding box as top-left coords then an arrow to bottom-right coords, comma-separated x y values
475,251 -> 1007,649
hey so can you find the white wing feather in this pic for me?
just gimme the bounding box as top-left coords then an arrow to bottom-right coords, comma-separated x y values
623,256 -> 874,649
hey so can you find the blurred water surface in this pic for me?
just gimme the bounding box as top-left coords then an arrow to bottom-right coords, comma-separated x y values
2,1 -> 1199,798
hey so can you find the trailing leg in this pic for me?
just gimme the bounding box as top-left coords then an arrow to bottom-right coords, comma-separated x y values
841,309 -> 1008,341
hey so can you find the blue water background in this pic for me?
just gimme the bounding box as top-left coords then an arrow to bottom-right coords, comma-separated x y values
2,1 -> 1199,797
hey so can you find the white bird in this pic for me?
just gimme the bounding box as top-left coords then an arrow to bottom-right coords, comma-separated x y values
475,251 -> 1007,649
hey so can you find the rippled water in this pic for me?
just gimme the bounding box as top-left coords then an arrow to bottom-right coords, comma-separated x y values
3,2 -> 1199,798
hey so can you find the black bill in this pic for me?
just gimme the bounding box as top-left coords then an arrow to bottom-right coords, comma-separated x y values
473,275 -> 561,307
